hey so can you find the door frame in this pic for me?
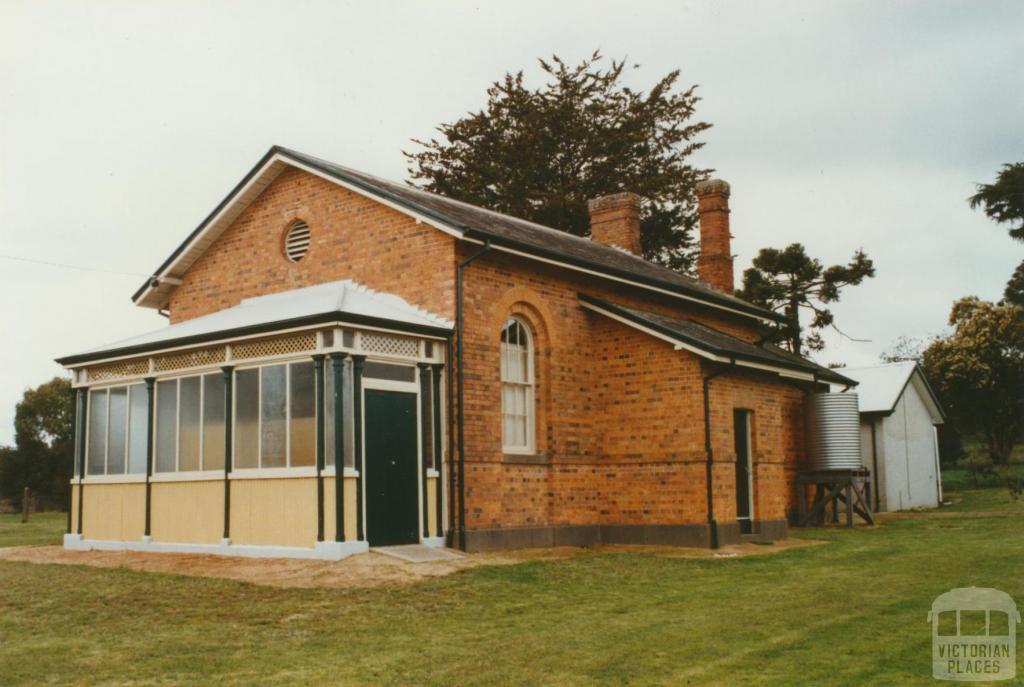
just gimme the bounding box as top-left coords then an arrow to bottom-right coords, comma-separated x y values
361,375 -> 424,544
734,409 -> 755,534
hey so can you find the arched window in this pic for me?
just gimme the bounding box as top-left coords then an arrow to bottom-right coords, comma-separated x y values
500,317 -> 535,453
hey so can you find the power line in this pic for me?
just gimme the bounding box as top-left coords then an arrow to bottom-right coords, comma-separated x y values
0,254 -> 149,278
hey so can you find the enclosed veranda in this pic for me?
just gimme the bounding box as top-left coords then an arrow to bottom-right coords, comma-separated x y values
57,281 -> 451,560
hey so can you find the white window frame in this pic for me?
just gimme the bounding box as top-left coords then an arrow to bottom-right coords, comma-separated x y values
230,356 -> 318,476
500,317 -> 535,454
150,372 -> 226,480
83,383 -> 147,481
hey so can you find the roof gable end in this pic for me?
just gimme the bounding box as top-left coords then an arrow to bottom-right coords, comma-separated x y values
134,146 -> 783,325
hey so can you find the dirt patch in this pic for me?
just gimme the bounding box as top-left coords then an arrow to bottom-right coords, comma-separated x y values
592,538 -> 825,559
0,539 -> 823,589
0,545 -> 578,589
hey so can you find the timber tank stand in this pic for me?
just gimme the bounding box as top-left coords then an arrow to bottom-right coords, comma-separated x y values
796,468 -> 875,527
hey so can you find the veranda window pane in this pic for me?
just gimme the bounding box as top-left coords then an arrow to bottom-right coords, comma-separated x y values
202,374 -> 225,471
127,383 -> 149,474
87,390 -> 108,475
155,380 -> 177,472
107,387 -> 128,474
289,362 -> 316,467
234,369 -> 259,469
260,365 -> 287,467
178,377 -> 201,472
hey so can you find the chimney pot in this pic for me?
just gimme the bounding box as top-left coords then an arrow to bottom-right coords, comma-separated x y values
587,192 -> 643,256
695,179 -> 735,294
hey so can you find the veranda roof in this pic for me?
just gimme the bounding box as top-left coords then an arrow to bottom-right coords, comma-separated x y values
57,280 -> 452,365
580,294 -> 857,386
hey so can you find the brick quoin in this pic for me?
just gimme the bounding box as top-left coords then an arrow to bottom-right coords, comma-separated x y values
167,167 -> 811,548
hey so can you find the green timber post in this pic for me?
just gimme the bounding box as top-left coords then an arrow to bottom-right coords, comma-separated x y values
330,352 -> 347,541
313,354 -> 326,542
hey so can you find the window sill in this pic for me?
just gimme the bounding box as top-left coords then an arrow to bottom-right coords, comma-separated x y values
78,474 -> 146,485
502,453 -> 548,465
151,470 -> 225,483
321,467 -> 360,478
230,467 -> 318,480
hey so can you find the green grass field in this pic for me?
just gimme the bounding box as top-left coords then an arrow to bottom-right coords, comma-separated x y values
0,511 -> 66,547
0,493 -> 1020,686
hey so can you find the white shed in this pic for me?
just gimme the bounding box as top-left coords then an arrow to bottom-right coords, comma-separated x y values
841,362 -> 946,511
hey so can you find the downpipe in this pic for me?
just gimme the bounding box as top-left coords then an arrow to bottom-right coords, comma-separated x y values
455,240 -> 492,550
702,358 -> 735,549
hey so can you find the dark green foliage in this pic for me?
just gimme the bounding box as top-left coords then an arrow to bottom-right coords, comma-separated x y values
1004,258 -> 1024,306
0,377 -> 72,508
735,243 -> 875,355
405,52 -> 712,272
922,297 -> 1024,465
969,161 -> 1024,242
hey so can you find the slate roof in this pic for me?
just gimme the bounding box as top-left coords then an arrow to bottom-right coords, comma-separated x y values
132,146 -> 783,324
580,294 -> 857,386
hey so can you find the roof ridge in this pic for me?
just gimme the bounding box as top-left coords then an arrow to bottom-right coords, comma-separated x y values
277,146 -> 710,287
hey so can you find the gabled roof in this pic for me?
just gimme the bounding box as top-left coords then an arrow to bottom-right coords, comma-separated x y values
841,361 -> 945,423
133,146 -> 783,325
57,280 -> 451,366
579,294 -> 856,385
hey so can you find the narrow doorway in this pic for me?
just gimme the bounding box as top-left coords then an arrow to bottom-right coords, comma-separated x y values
364,389 -> 419,546
734,409 -> 754,534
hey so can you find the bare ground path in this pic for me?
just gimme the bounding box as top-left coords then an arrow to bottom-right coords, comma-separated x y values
0,538 -> 821,589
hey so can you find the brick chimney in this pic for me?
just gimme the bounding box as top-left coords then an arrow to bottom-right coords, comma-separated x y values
587,192 -> 642,256
695,179 -> 734,294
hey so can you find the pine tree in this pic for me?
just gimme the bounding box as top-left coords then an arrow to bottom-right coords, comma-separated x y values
405,52 -> 712,272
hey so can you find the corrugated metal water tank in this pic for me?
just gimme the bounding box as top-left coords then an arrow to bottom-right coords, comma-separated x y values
807,392 -> 862,470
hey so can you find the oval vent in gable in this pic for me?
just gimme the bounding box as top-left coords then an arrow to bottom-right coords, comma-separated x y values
284,220 -> 311,262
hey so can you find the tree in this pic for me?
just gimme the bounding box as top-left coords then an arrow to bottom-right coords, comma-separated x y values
880,336 -> 928,363
969,162 -> 1024,242
1004,259 -> 1024,307
921,297 -> 1024,465
0,377 -> 72,508
405,52 -> 712,272
735,243 -> 875,355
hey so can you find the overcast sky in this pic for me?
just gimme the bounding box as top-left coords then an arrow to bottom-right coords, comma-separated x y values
1,0 -> 1021,446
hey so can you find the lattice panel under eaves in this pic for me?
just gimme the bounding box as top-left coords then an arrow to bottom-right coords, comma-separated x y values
361,332 -> 420,358
87,358 -> 150,381
231,332 -> 317,360
153,346 -> 227,372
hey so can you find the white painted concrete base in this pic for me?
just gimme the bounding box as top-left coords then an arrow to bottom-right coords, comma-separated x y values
421,536 -> 446,548
62,534 -> 369,561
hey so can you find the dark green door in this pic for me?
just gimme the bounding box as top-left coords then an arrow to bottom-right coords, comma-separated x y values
364,390 -> 419,546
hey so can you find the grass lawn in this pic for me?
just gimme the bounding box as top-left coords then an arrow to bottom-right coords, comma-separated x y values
0,492 -> 1021,686
0,511 -> 66,547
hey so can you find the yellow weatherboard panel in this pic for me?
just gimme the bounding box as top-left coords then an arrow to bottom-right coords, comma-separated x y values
151,480 -> 222,544
230,478 -> 318,548
80,483 -> 145,541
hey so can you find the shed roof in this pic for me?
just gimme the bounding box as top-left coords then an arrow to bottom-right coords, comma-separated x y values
57,280 -> 451,366
579,294 -> 856,385
841,361 -> 945,423
131,146 -> 782,325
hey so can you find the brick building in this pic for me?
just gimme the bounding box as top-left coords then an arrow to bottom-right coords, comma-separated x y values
58,146 -> 853,558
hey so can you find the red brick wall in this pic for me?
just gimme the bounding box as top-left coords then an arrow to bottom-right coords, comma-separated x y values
168,167 -> 457,324
458,245 -> 808,531
165,167 -> 807,537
